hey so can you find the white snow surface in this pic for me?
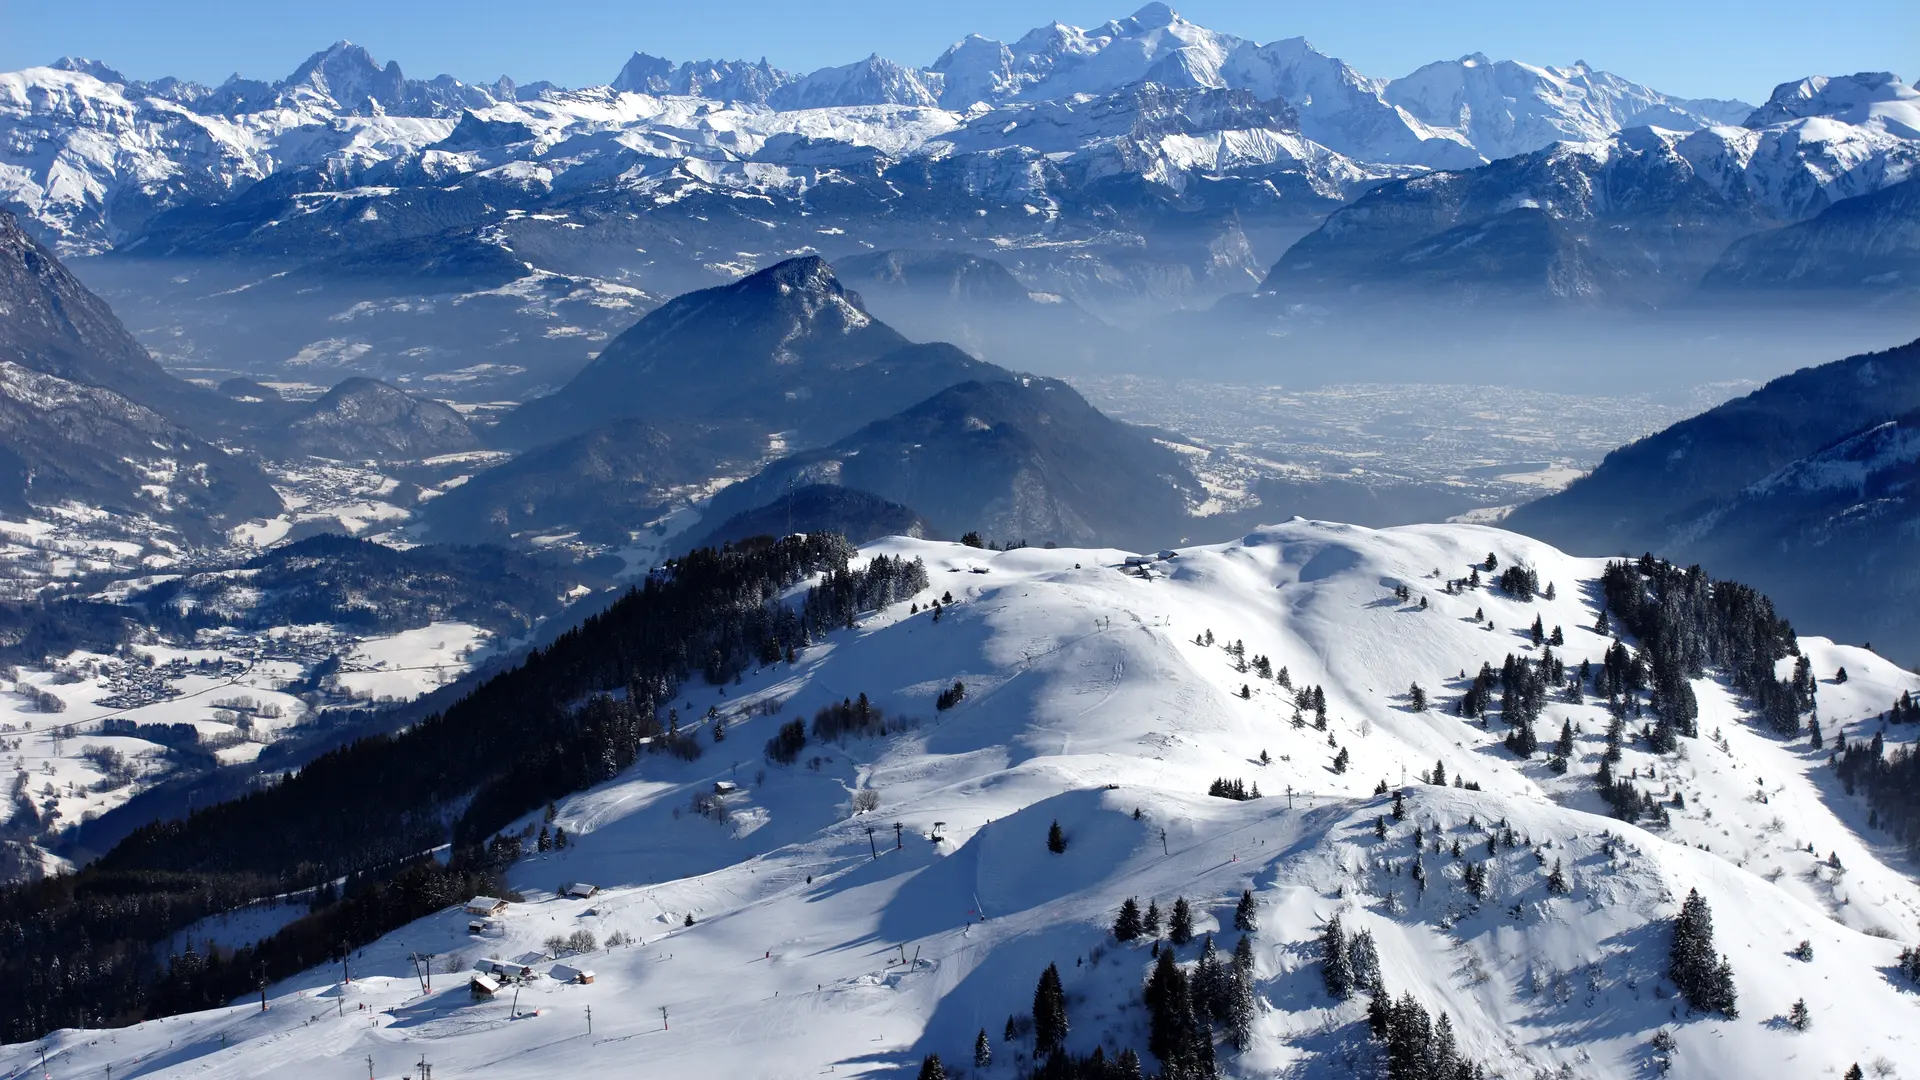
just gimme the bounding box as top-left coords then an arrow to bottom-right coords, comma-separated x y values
6,520 -> 1918,1079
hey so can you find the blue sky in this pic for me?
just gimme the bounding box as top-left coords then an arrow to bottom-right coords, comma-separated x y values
6,0 -> 1913,105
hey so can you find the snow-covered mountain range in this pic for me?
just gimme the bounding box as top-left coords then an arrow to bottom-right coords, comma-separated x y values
6,3 -> 1908,260
0,4 -> 1909,402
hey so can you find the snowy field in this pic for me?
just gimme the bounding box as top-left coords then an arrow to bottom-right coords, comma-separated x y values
2,645 -> 305,838
333,621 -> 494,702
5,522 -> 1918,1080
3,618 -> 496,851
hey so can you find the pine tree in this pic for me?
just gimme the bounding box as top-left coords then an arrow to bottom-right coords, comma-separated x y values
1788,997 -> 1810,1031
1669,888 -> 1738,1016
1391,789 -> 1406,820
1194,935 -> 1228,1022
974,1028 -> 992,1068
1033,962 -> 1068,1056
1366,986 -> 1392,1038
1504,717 -> 1538,758
1144,947 -> 1191,1067
1847,1065 -> 1865,1080
1227,935 -> 1257,1051
1531,616 -> 1545,646
1116,1048 -> 1144,1079
1169,897 -> 1195,946
1546,859 -> 1570,896
1004,1015 -> 1017,1043
1114,897 -> 1143,941
1556,719 -> 1575,758
917,1054 -> 946,1080
1433,1012 -> 1460,1079
1410,683 -> 1428,711
1348,929 -> 1381,991
1233,889 -> 1258,933
1047,819 -> 1067,854
1144,899 -> 1162,937
1320,914 -> 1354,999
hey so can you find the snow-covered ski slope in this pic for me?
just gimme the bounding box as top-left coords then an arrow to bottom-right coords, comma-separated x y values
7,520 -> 1919,1079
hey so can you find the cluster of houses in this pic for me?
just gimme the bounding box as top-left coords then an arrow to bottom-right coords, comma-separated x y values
461,894 -> 598,999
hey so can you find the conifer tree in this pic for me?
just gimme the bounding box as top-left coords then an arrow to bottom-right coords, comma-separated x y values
1557,719 -> 1575,758
1504,717 -> 1538,758
1144,947 -> 1193,1067
1047,819 -> 1067,854
1032,962 -> 1068,1056
1227,935 -> 1257,1051
1233,889 -> 1258,933
1195,934 -> 1229,1023
1144,899 -> 1162,937
1169,897 -> 1195,946
1788,997 -> 1810,1031
1348,929 -> 1381,991
1547,859 -> 1570,896
974,1027 -> 992,1068
1114,897 -> 1143,941
1433,1012 -> 1459,1078
1669,888 -> 1738,1016
1321,914 -> 1354,999
917,1054 -> 946,1080
1366,986 -> 1392,1038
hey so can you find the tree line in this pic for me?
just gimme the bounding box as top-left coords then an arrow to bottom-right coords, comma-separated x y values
0,533 -> 908,1041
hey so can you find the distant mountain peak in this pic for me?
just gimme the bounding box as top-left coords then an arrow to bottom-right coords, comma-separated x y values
50,57 -> 125,83
1129,2 -> 1180,28
1745,71 -> 1918,130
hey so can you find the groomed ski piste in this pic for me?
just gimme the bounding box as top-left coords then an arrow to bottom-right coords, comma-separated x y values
6,520 -> 1919,1080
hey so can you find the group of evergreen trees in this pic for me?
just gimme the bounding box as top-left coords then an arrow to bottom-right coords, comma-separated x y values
1077,890 -> 1266,1075
1836,725 -> 1920,858
1885,691 -> 1919,724
934,681 -> 966,710
1368,991 -> 1483,1080
807,693 -> 897,740
1667,889 -> 1738,1016
798,553 -> 929,636
1601,556 -> 1799,736
1496,564 -> 1540,601
1317,914 -> 1382,999
1323,911 -> 1483,1078
1206,778 -> 1261,801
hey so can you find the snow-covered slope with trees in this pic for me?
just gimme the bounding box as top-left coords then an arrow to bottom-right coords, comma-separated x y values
7,520 -> 1916,1078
